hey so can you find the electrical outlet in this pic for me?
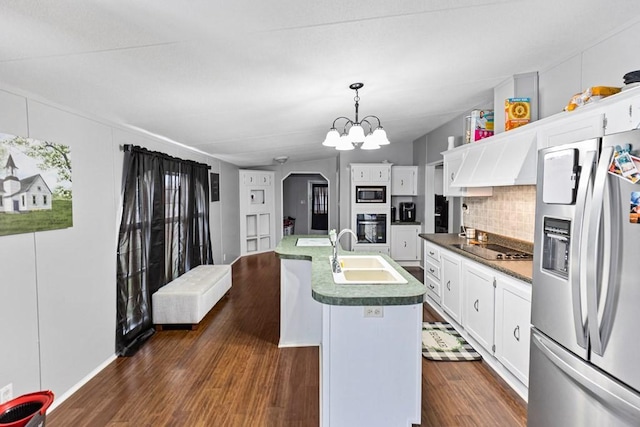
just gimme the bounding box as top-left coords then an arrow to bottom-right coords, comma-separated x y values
364,306 -> 383,318
0,383 -> 13,403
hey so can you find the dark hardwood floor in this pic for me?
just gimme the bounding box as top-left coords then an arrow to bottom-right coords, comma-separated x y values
48,253 -> 526,426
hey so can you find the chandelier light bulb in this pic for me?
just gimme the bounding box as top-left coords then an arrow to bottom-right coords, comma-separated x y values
373,127 -> 389,145
361,132 -> 380,150
348,123 -> 365,143
336,132 -> 355,151
322,128 -> 340,147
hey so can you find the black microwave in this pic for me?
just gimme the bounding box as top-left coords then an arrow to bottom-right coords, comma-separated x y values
355,186 -> 386,203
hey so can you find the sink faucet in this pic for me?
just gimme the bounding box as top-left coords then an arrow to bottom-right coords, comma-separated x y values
329,228 -> 357,273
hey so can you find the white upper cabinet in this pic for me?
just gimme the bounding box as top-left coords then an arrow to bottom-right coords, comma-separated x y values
351,164 -> 390,183
438,89 -> 640,190
603,91 -> 640,135
391,166 -> 418,196
537,112 -> 605,149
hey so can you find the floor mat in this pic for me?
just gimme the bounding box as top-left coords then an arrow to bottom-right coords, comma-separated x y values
422,322 -> 482,361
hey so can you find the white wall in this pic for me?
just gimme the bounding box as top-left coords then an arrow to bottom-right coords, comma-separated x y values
0,87 -> 239,404
264,156 -> 338,243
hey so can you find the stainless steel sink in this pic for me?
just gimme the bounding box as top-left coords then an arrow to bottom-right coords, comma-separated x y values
331,255 -> 408,284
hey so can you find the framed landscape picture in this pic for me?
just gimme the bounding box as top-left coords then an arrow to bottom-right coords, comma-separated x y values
0,133 -> 73,236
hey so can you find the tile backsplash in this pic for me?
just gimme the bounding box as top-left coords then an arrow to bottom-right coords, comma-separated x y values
463,185 -> 536,242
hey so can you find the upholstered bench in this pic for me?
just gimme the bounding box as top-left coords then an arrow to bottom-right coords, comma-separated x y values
152,264 -> 232,330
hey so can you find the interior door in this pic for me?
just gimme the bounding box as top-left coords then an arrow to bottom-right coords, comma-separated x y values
310,183 -> 328,232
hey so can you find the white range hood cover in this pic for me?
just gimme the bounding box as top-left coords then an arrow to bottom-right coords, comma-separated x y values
451,128 -> 538,188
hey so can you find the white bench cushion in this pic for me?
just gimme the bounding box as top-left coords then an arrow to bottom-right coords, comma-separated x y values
152,264 -> 232,325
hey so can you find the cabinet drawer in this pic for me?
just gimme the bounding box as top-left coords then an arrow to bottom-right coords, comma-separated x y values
425,259 -> 440,280
425,243 -> 440,262
425,275 -> 440,297
426,287 -> 441,306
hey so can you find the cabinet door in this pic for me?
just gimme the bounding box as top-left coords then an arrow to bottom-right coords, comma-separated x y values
369,165 -> 390,182
538,112 -> 604,149
443,152 -> 464,197
495,275 -> 532,385
463,262 -> 495,353
391,166 -> 417,195
604,94 -> 640,135
390,225 -> 419,261
440,252 -> 462,324
351,166 -> 370,182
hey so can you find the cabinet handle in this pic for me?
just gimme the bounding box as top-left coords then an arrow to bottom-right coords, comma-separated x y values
429,268 -> 435,273
429,251 -> 435,256
404,241 -> 407,247
401,179 -> 404,186
474,299 -> 479,312
513,325 -> 520,342
429,283 -> 435,290
379,171 -> 382,178
446,280 -> 451,291
451,172 -> 455,181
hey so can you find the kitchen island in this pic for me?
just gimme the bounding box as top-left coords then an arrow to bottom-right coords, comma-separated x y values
275,235 -> 426,427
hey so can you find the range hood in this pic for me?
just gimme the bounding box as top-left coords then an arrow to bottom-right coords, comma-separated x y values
451,128 -> 537,188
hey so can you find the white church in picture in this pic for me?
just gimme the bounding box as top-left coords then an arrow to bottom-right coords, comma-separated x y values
0,154 -> 53,213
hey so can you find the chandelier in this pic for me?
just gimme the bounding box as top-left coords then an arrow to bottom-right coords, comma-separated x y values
322,83 -> 390,151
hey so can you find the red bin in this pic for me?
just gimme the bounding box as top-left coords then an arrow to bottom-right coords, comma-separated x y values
0,391 -> 54,427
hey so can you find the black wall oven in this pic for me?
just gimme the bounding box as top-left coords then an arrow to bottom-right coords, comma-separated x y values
355,213 -> 387,244
355,186 -> 386,203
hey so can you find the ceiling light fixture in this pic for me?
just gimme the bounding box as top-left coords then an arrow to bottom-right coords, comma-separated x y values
322,83 -> 390,151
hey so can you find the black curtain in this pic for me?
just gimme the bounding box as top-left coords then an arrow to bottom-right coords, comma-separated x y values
116,145 -> 213,356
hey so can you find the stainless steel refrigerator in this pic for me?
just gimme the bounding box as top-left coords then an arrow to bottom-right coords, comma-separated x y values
529,129 -> 640,426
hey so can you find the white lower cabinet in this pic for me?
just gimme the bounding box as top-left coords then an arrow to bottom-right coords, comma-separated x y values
390,224 -> 420,262
440,252 -> 462,324
495,274 -> 532,386
423,243 -> 532,397
462,262 -> 495,354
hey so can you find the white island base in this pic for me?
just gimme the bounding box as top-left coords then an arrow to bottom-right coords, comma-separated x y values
321,303 -> 422,427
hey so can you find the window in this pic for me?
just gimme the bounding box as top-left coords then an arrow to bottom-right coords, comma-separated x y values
116,146 -> 212,356
21,195 -> 25,207
43,195 -> 47,205
32,195 -> 37,205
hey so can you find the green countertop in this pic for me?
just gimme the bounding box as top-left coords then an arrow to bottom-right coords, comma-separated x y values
275,235 -> 426,306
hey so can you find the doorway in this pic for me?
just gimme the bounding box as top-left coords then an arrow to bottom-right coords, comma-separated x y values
309,181 -> 328,234
282,173 -> 329,236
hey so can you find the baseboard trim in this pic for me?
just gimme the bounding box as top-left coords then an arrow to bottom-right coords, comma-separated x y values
48,353 -> 117,413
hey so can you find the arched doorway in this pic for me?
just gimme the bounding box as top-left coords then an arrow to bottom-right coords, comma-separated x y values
282,173 -> 329,236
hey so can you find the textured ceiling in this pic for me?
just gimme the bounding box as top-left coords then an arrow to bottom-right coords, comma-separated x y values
0,0 -> 638,167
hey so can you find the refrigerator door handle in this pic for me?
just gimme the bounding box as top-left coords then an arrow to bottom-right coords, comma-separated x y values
586,146 -> 615,356
570,149 -> 596,349
532,331 -> 640,420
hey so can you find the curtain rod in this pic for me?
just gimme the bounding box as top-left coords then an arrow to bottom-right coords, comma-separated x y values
122,144 -> 211,170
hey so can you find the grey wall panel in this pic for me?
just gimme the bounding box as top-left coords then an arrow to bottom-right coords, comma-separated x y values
27,100 -> 117,397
